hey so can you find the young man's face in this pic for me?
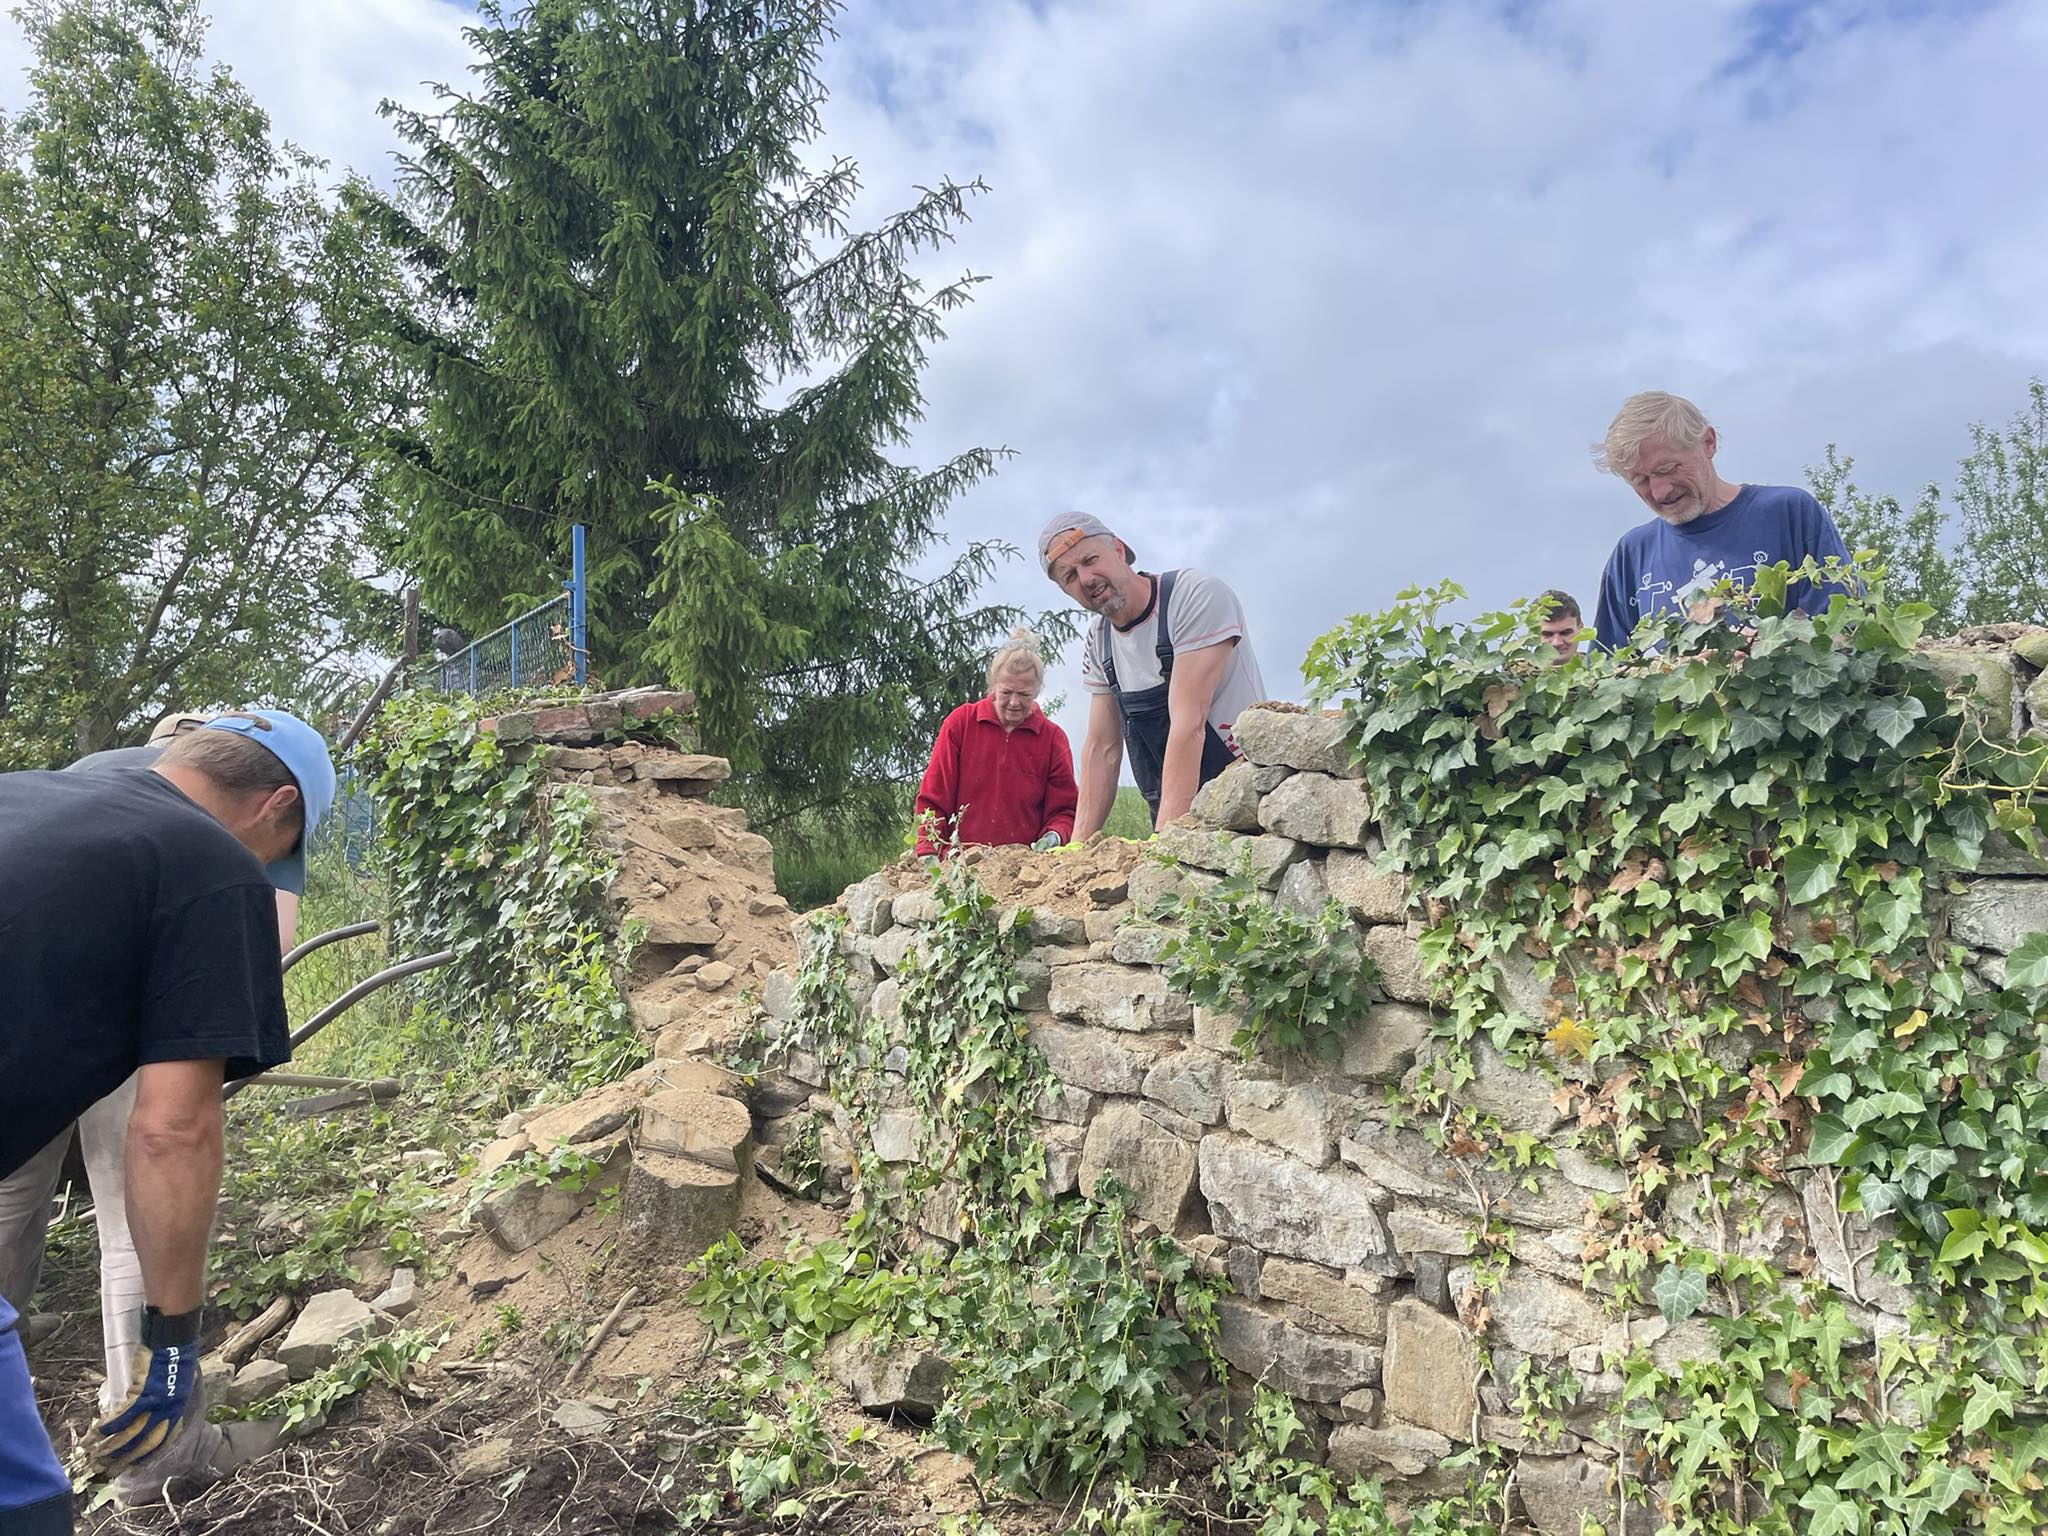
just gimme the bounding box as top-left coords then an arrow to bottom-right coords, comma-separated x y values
1625,428 -> 1720,525
1538,611 -> 1581,662
1051,535 -> 1136,618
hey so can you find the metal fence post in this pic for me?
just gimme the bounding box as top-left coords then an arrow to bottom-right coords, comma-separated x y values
568,523 -> 588,685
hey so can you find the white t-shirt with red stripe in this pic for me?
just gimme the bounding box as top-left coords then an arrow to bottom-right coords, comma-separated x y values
1080,569 -> 1267,755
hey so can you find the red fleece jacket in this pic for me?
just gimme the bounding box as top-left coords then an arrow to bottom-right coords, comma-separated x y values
914,698 -> 1077,856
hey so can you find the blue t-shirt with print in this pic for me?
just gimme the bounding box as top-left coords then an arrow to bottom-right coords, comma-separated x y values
1592,484 -> 1850,651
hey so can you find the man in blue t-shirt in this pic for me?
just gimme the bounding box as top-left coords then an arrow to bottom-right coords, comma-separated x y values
1590,391 -> 1850,651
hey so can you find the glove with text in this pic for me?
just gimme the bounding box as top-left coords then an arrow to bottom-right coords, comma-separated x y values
94,1308 -> 203,1469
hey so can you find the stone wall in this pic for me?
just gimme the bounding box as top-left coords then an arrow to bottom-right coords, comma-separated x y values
753,630 -> 2048,1533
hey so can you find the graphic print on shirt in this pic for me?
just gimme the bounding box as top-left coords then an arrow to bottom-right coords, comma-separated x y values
1636,549 -> 1773,620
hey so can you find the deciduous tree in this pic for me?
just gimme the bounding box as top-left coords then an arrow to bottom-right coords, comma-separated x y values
0,0 -> 402,765
1810,380 -> 2048,632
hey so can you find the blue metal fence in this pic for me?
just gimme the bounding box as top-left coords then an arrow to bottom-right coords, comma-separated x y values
428,525 -> 589,697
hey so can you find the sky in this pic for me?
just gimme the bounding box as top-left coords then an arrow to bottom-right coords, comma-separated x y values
4,0 -> 2044,743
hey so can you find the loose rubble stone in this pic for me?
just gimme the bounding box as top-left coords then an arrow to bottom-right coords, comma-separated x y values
842,875 -> 894,936
633,753 -> 732,783
521,1087 -> 636,1149
1921,647 -> 2015,739
747,893 -> 791,917
1259,1259 -> 1391,1339
1258,772 -> 1376,849
230,1357 -> 290,1407
1151,825 -> 1306,888
1799,1173 -> 1913,1314
1024,1016 -> 1171,1096
1216,1297 -> 1380,1402
1142,1050 -> 1227,1124
694,961 -> 737,991
616,687 -> 698,722
1080,1102 -> 1200,1229
637,1055 -> 746,1102
622,1148 -> 741,1258
872,925 -> 920,973
1200,1133 -> 1391,1269
825,1335 -> 952,1419
1193,1006 -> 1237,1055
1382,1299 -> 1480,1440
1234,706 -> 1360,777
477,1131 -> 532,1177
477,1178 -> 584,1253
1274,858 -> 1328,917
640,1089 -> 752,1173
1034,1081 -> 1098,1125
1386,1207 -> 1478,1257
543,746 -> 610,773
1515,1454 -> 1610,1535
1108,925 -> 1173,965
1452,1039 -> 1567,1133
1360,925 -> 1430,1004
371,1267 -> 418,1319
760,971 -> 799,1021
1028,911 -> 1088,944
871,1107 -> 920,1164
1049,963 -> 1193,1031
1327,1422 -> 1453,1480
891,890 -> 941,925
1189,759 -> 1267,832
1341,1003 -> 1433,1083
277,1291 -> 387,1380
453,1437 -> 522,1484
1323,849 -> 1408,922
1949,878 -> 2048,953
1336,1387 -> 1384,1425
1044,1124 -> 1086,1195
1127,857 -> 1218,912
639,910 -> 723,946
552,1400 -> 615,1439
1224,1078 -> 1337,1166
1453,1265 -> 1607,1357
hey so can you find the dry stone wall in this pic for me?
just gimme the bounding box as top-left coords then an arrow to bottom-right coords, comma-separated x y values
756,657 -> 2048,1531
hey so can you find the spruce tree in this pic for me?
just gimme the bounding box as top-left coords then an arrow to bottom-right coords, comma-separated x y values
363,0 -> 1052,842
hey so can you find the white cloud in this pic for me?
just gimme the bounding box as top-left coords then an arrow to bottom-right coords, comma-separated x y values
5,0 -> 2043,750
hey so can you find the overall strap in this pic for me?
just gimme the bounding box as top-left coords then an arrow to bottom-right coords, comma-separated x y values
1153,569 -> 1180,681
1096,614 -> 1118,693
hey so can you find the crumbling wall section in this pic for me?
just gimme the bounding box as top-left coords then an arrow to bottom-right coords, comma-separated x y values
754,634 -> 2048,1530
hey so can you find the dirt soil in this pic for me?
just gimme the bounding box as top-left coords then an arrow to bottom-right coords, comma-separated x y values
877,835 -> 1146,919
37,784 -> 1152,1535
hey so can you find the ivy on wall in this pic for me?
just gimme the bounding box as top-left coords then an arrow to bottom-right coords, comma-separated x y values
1305,565 -> 2048,1534
364,692 -> 645,1090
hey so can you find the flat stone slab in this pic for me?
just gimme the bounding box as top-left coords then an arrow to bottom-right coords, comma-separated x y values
639,1088 -> 752,1172
276,1290 -> 387,1380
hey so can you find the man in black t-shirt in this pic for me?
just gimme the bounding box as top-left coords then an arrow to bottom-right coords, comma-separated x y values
0,718 -> 317,1534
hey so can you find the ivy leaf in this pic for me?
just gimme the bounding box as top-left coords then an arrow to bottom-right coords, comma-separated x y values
1781,846 -> 1839,906
1917,1462 -> 1980,1515
1544,1017 -> 1595,1060
1797,1483 -> 1861,1536
1863,694 -> 1925,747
1651,1262 -> 1708,1325
2006,932 -> 2048,994
1806,1114 -> 1859,1165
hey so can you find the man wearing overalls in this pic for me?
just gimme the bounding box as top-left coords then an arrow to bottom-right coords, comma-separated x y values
1039,513 -> 1266,838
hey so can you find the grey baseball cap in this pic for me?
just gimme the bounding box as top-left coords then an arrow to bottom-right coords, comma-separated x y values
1038,512 -> 1130,577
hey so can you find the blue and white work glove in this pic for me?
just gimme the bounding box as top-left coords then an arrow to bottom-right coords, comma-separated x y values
1031,830 -> 1062,851
93,1307 -> 203,1469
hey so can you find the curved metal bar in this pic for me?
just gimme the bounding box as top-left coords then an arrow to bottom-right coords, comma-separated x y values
223,948 -> 456,1102
280,921 -> 381,974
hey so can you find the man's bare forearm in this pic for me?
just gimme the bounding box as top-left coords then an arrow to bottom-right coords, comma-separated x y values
1155,725 -> 1204,827
1074,748 -> 1122,840
125,1098 -> 224,1314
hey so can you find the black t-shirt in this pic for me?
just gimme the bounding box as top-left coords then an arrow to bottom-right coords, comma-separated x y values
0,768 -> 290,1178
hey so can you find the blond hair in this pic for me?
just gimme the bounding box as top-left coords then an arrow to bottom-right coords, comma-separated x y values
987,627 -> 1045,691
1594,391 -> 1711,477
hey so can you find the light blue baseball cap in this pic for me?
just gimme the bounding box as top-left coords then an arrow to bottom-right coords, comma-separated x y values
198,710 -> 337,874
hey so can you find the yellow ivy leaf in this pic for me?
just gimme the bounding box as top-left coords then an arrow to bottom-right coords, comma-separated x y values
1892,1008 -> 1929,1041
1545,1018 -> 1595,1059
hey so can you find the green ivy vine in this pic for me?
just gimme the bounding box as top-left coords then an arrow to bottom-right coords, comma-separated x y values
1304,564 -> 2048,1534
364,691 -> 645,1090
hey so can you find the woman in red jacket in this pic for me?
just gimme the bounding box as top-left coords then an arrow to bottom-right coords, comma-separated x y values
915,629 -> 1078,857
